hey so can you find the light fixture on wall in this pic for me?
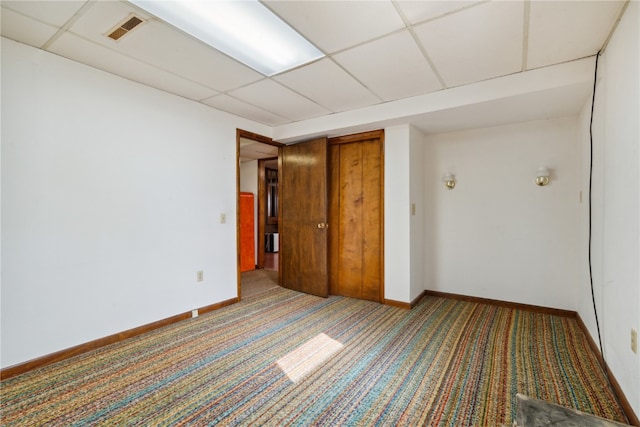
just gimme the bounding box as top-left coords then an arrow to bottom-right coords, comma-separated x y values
535,167 -> 550,186
442,173 -> 456,190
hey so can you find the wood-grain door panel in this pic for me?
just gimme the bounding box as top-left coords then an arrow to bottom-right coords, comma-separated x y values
280,137 -> 329,297
328,131 -> 384,302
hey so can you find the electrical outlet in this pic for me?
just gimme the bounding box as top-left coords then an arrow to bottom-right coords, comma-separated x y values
192,309 -> 198,318
632,329 -> 637,354
197,270 -> 204,282
220,213 -> 226,224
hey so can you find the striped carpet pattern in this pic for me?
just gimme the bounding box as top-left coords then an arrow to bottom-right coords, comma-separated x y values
1,288 -> 627,426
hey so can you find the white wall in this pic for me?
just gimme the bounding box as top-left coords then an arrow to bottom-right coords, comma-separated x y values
577,1 -> 639,415
409,126 -> 426,302
384,125 -> 411,303
424,117 -> 581,310
384,124 -> 427,304
240,160 -> 258,265
0,39 -> 269,368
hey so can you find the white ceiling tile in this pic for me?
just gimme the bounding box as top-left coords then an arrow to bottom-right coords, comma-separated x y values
48,33 -> 218,101
333,31 -> 442,102
240,142 -> 279,160
202,94 -> 290,127
395,1 -> 483,25
264,0 -> 405,53
414,1 -> 523,87
527,1 -> 624,69
240,138 -> 254,147
274,58 -> 380,112
1,7 -> 59,48
65,0 -> 150,34
1,0 -> 86,27
229,80 -> 331,121
68,1 -> 263,91
253,144 -> 279,156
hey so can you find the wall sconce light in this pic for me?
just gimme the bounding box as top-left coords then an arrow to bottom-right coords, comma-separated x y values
535,167 -> 550,186
442,173 -> 456,190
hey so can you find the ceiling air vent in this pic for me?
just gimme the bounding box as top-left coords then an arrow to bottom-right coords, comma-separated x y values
107,15 -> 144,41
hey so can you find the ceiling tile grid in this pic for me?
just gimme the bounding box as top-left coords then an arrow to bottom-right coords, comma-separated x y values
526,1 -> 624,70
1,7 -> 60,48
1,0 -> 86,27
239,138 -> 279,162
48,32 -> 220,102
413,1 -> 525,88
264,0 -> 406,54
395,0 -> 485,25
0,0 -> 626,129
228,79 -> 331,122
333,30 -> 443,101
202,94 -> 290,127
274,58 -> 382,113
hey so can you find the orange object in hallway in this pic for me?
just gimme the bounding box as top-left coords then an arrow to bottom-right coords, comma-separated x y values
239,192 -> 255,272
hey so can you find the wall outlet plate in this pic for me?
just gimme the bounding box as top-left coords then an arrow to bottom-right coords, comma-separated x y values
192,309 -> 198,318
632,329 -> 637,354
197,270 -> 204,282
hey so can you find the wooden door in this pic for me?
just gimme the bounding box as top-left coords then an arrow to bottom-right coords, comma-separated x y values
328,131 -> 384,302
279,137 -> 329,297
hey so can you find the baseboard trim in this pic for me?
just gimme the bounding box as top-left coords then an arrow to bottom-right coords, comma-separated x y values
423,289 -> 576,317
199,298 -> 238,315
575,314 -> 639,426
0,297 -> 238,381
384,291 -> 428,310
384,299 -> 411,309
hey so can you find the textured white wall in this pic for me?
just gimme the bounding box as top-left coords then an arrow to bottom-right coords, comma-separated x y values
0,39 -> 269,368
424,117 -> 581,310
577,1 -> 639,415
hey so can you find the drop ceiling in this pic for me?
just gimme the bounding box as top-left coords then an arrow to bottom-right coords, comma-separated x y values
1,0 -> 626,140
240,137 -> 278,163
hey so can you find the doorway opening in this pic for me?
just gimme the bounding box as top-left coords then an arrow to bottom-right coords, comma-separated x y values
236,129 -> 283,300
262,159 -> 279,271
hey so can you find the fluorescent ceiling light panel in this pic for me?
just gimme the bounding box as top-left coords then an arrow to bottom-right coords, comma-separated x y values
130,0 -> 324,76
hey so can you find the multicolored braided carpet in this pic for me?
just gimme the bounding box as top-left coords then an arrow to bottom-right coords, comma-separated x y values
1,287 -> 628,426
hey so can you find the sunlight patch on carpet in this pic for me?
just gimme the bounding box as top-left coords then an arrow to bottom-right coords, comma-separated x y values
276,333 -> 344,382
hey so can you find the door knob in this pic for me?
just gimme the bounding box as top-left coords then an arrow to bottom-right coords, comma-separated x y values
317,222 -> 328,229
